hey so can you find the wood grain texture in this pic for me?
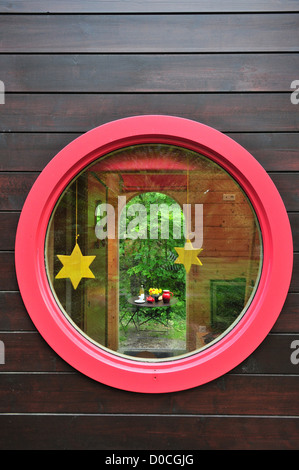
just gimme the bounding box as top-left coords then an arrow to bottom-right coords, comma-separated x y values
1,54 -> 298,92
0,172 -> 37,210
230,133 -> 299,171
0,172 -> 297,212
0,292 -> 35,330
1,133 -> 298,172
0,133 -> 79,172
0,331 -> 298,374
0,332 -> 73,372
0,14 -> 298,52
0,212 -> 19,249
0,252 -> 18,291
1,0 -> 298,13
0,373 -> 298,416
270,173 -> 299,212
272,293 -> 299,332
1,94 -> 298,133
0,414 -> 298,450
289,253 -> 299,292
289,213 -> 299,251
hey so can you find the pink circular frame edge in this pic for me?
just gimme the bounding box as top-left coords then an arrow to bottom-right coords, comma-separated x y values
15,115 -> 293,393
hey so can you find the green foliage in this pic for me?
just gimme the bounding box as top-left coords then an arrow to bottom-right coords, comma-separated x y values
210,278 -> 246,333
119,192 -> 186,327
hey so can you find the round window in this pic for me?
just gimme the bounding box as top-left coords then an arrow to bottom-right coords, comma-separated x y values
15,116 -> 293,393
45,144 -> 262,362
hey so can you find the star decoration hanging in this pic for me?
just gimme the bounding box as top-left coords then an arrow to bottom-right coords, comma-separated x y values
174,239 -> 203,274
55,242 -> 96,289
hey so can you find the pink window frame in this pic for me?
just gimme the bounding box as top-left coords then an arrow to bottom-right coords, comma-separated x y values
15,115 -> 293,393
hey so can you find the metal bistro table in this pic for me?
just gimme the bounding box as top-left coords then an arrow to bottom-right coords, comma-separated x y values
122,296 -> 178,330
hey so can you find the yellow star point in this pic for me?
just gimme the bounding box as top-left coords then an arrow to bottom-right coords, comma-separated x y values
55,243 -> 96,289
174,239 -> 203,273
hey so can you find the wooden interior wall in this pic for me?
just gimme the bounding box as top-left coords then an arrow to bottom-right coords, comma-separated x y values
0,1 -> 298,450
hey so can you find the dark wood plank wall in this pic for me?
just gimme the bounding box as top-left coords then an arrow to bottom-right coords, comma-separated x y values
0,1 -> 298,450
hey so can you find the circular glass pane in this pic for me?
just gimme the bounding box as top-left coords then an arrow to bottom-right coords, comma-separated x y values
45,144 -> 262,361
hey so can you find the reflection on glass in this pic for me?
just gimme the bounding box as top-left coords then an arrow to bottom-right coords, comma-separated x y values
45,145 -> 262,361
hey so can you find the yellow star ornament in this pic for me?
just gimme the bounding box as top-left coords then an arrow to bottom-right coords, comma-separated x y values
55,243 -> 96,289
174,239 -> 203,274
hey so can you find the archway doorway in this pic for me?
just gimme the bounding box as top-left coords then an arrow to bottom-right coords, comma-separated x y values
118,192 -> 187,358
